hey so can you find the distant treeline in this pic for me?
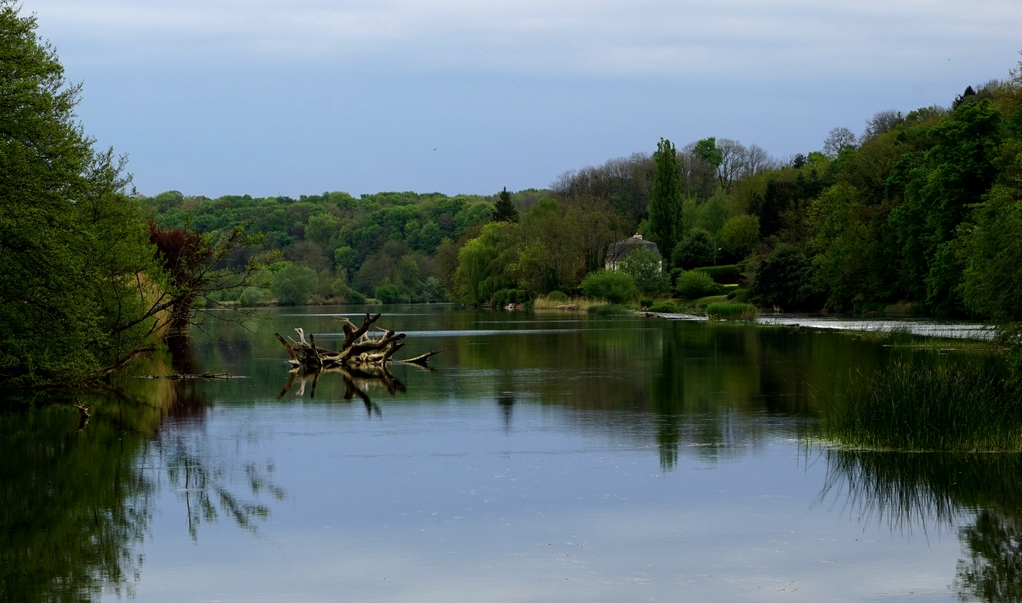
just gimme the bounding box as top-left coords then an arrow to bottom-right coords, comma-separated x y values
143,54 -> 1022,321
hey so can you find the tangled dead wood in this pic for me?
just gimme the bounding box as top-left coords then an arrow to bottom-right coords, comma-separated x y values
274,312 -> 442,371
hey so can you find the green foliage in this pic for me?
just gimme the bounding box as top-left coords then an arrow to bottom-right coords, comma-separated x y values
271,264 -> 319,305
375,283 -> 411,304
675,270 -> 718,300
718,214 -> 760,258
619,247 -> 668,297
0,3 -> 170,387
580,270 -> 638,304
238,287 -> 269,307
493,187 -> 520,223
691,137 -> 723,169
648,138 -> 684,260
752,245 -> 820,311
705,302 -> 758,320
694,264 -> 742,284
961,182 -> 1022,320
647,300 -> 682,313
546,290 -> 569,303
673,228 -> 715,269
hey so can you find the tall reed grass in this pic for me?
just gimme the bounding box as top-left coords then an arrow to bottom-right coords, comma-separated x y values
827,359 -> 1022,452
705,302 -> 759,321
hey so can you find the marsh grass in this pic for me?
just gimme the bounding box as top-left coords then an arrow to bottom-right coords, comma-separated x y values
532,295 -> 601,311
705,302 -> 758,321
828,359 -> 1022,452
586,304 -> 630,316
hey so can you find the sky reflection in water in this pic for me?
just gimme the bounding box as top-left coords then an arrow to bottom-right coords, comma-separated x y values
3,306 -> 1016,602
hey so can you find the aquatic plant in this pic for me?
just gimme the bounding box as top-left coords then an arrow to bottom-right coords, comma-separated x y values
827,358 -> 1022,451
705,302 -> 758,321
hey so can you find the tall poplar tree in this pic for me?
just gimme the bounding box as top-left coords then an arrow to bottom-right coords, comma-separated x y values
647,138 -> 683,261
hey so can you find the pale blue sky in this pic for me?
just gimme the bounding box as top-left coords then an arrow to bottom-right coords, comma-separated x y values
28,0 -> 1022,198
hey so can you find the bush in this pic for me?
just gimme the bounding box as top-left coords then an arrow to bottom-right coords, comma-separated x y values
492,288 -> 527,306
675,270 -> 718,300
581,270 -> 638,304
238,287 -> 268,307
272,263 -> 319,305
547,290 -> 569,303
648,300 -> 682,313
586,304 -> 630,316
620,247 -> 669,297
695,264 -> 742,284
375,284 -> 411,304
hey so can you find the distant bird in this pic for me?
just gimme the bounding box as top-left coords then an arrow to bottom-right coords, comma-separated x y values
433,148 -> 437,151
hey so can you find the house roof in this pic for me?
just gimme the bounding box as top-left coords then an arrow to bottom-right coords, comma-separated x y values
605,235 -> 659,263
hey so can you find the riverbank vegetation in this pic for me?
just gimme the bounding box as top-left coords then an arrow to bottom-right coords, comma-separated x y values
139,53 -> 1022,328
0,2 -> 254,391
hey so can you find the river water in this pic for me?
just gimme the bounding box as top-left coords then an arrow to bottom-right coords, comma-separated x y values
2,306 -> 1018,602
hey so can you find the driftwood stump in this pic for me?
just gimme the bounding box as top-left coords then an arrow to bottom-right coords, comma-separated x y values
275,312 -> 442,372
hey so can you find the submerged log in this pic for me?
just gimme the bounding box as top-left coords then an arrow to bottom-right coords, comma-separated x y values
275,312 -> 440,372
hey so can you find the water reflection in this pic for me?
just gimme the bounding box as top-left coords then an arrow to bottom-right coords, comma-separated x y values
277,365 -> 406,417
0,337 -> 287,602
0,406 -> 152,603
818,450 -> 1022,602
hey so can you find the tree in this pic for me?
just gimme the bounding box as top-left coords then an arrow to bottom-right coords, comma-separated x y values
272,264 -> 319,305
719,214 -> 760,259
620,247 -> 668,297
647,138 -> 684,261
493,187 -> 519,223
0,2 -> 169,387
752,245 -> 820,311
672,228 -> 715,270
823,127 -> 857,157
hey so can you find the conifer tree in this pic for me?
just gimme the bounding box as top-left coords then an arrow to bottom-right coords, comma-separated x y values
493,187 -> 519,223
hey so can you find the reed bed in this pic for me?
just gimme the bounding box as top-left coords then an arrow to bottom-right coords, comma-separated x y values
828,359 -> 1022,452
532,295 -> 602,312
705,302 -> 759,321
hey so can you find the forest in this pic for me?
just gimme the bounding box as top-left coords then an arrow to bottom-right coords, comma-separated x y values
141,54 -> 1022,324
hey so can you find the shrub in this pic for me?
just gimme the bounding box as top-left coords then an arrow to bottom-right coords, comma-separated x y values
581,270 -> 638,304
695,264 -> 742,284
648,300 -> 682,313
675,270 -> 718,300
547,290 -> 569,303
238,287 -> 268,307
620,247 -> 669,297
375,284 -> 411,304
587,304 -> 630,316
272,263 -> 319,305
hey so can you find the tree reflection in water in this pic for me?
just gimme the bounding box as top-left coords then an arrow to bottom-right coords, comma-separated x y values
0,338 -> 286,602
818,450 -> 1022,602
277,363 -> 411,417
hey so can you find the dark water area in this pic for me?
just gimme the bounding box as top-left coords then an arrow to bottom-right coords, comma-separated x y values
2,306 -> 1019,602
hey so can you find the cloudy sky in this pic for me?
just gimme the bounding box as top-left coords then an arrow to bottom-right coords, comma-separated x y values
27,0 -> 1022,198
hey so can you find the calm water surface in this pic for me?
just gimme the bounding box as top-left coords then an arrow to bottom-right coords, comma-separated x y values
3,306 -> 1018,602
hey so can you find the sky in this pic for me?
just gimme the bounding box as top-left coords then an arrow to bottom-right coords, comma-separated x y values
25,0 -> 1022,198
